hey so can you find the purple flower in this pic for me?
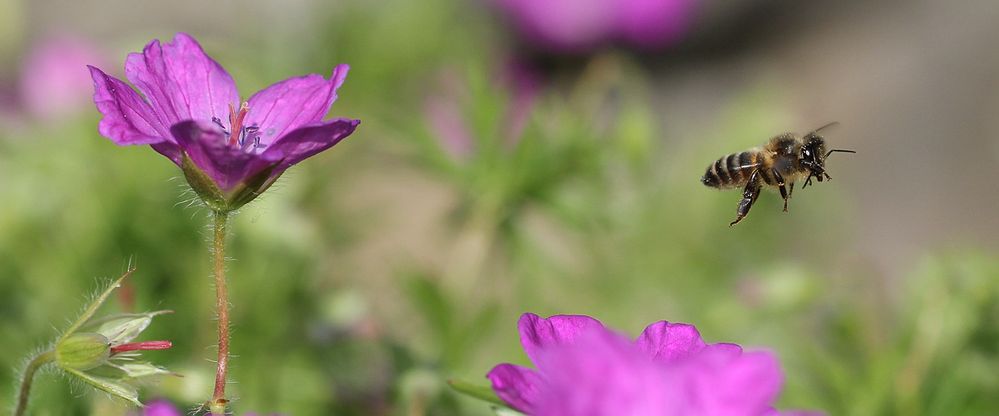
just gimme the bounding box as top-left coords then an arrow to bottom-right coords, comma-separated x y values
141,400 -> 283,416
494,0 -> 697,53
142,400 -> 181,416
21,35 -> 108,120
495,0 -> 619,53
617,0 -> 696,50
487,313 -> 818,416
89,33 -> 359,211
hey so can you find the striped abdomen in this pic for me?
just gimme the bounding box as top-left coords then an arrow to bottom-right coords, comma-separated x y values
701,151 -> 762,188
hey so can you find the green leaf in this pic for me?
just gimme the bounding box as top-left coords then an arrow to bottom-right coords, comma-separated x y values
447,379 -> 507,407
406,274 -> 454,342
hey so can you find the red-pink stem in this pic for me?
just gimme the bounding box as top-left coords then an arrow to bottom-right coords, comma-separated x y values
210,211 -> 230,414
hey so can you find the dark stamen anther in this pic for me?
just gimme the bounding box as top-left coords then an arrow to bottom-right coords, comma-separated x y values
211,117 -> 230,136
240,125 -> 261,151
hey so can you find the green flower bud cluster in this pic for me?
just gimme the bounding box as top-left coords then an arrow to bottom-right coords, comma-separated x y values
16,268 -> 174,415
56,333 -> 111,371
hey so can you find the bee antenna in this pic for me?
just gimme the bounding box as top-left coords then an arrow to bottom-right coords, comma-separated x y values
811,121 -> 840,134
825,149 -> 857,157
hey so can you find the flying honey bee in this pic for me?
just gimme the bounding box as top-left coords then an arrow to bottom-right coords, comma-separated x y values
701,122 -> 855,226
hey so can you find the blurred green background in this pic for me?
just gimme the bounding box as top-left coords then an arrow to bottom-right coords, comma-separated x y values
1,0 -> 998,415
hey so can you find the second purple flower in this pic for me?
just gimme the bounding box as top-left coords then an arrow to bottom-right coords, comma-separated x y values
89,33 -> 360,211
488,313 -> 818,416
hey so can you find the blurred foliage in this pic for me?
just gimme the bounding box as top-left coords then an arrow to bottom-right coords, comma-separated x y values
0,0 -> 996,415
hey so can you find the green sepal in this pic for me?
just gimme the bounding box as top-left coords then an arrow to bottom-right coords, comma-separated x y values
181,154 -> 228,212
58,268 -> 133,344
55,333 -> 110,371
226,162 -> 283,211
89,362 -> 174,380
115,362 -> 174,379
86,311 -> 172,345
63,367 -> 141,407
447,379 -> 508,407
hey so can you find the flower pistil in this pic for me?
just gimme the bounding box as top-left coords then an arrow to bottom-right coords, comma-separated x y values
212,102 -> 262,151
110,340 -> 173,355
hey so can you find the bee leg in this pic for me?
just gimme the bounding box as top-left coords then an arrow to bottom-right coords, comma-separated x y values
731,170 -> 762,226
803,174 -> 814,188
771,168 -> 789,212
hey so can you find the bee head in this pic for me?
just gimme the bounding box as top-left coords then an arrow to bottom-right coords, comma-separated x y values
799,122 -> 854,187
800,133 -> 827,178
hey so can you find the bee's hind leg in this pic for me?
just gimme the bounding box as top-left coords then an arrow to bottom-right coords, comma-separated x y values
731,170 -> 762,226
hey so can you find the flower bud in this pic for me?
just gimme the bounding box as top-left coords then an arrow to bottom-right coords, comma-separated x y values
56,332 -> 110,371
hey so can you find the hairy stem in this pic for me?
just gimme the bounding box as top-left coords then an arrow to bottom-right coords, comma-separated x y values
14,350 -> 55,416
210,211 -> 230,414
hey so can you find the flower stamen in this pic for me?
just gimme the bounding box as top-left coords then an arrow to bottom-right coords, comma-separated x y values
211,116 -> 230,137
214,103 -> 263,151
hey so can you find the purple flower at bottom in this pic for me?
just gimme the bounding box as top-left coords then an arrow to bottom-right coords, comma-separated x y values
89,33 -> 359,211
487,313 -> 819,416
142,400 -> 282,416
142,401 -> 180,416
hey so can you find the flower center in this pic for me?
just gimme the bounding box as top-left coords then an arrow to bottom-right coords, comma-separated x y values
212,102 -> 262,151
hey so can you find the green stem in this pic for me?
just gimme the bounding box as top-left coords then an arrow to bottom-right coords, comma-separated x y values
14,350 -> 55,416
210,211 -> 230,415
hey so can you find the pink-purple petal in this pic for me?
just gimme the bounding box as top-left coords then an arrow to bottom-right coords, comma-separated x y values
486,363 -> 542,413
88,65 -> 171,145
125,33 -> 239,125
681,349 -> 784,416
245,64 -> 350,146
533,329 -> 672,416
635,321 -> 707,363
260,118 -> 360,170
517,313 -> 605,366
150,141 -> 183,166
170,120 -> 278,192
